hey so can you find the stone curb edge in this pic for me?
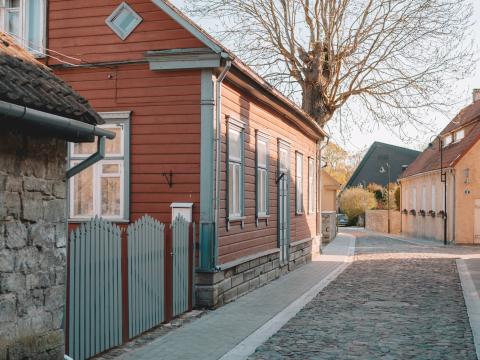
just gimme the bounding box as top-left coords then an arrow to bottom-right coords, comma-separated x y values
457,259 -> 480,360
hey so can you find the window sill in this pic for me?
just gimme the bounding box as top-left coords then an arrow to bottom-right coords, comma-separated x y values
69,218 -> 130,224
226,216 -> 246,231
295,211 -> 304,216
256,214 -> 270,226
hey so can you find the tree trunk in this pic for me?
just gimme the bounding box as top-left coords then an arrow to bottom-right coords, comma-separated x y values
302,82 -> 332,127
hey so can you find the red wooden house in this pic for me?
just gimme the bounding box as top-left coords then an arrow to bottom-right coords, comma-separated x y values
1,0 -> 327,308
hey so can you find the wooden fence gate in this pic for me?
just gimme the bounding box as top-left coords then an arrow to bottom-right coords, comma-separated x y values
66,215 -> 195,360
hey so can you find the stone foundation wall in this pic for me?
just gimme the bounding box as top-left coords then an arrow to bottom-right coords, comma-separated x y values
0,130 -> 67,360
196,238 -> 313,308
322,212 -> 337,243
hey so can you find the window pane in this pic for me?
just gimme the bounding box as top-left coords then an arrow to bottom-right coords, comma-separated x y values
73,141 -> 97,156
26,0 -> 44,52
258,169 -> 267,214
229,129 -> 241,161
229,163 -> 234,215
73,164 -> 93,217
101,176 -> 121,216
7,9 -> 20,37
102,163 -> 120,174
279,148 -> 288,171
257,140 -> 267,168
105,127 -> 122,155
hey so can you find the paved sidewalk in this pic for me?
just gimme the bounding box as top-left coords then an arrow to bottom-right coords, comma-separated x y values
118,234 -> 355,360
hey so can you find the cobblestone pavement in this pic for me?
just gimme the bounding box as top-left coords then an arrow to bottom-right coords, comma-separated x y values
249,232 -> 478,360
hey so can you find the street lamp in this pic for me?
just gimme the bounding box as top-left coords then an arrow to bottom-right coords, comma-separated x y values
379,163 -> 391,234
428,135 -> 447,246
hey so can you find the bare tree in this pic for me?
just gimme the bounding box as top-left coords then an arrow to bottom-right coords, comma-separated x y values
184,0 -> 476,131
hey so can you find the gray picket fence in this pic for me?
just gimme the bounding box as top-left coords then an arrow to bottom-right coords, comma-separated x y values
66,215 -> 195,360
67,217 -> 123,360
128,215 -> 165,339
172,215 -> 191,317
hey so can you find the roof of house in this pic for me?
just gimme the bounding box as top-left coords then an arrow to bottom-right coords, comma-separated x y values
401,101 -> 480,178
0,33 -> 102,125
345,142 -> 420,188
152,0 -> 327,139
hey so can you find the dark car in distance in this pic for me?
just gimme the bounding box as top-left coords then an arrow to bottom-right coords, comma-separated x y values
337,214 -> 349,227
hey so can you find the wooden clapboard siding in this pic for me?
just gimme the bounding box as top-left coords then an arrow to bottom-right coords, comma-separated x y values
55,64 -> 202,224
47,0 -> 204,65
218,81 -> 317,264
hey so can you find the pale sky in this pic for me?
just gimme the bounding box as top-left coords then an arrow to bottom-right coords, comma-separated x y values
173,0 -> 480,154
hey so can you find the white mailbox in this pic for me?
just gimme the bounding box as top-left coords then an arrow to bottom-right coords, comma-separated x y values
170,202 -> 194,223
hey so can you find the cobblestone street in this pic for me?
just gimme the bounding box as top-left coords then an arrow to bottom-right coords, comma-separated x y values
249,232 -> 478,360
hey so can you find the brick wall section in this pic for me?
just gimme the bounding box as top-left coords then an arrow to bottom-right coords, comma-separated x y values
365,210 -> 401,234
196,239 -> 313,307
0,130 -> 67,360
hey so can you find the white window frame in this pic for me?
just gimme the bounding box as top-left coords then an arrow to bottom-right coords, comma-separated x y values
421,186 -> 427,210
256,131 -> 269,220
308,157 -> 316,214
105,1 -> 143,41
432,185 -> 436,212
226,116 -> 245,228
412,187 -> 417,210
454,129 -> 465,143
443,134 -> 453,148
295,152 -> 304,215
0,0 -> 47,55
68,112 -> 130,222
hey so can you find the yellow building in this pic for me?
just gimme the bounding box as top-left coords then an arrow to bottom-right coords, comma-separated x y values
399,90 -> 480,244
322,170 -> 341,212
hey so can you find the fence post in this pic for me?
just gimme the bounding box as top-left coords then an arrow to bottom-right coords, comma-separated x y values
188,223 -> 194,311
65,235 -> 71,355
121,227 -> 129,343
164,225 -> 173,322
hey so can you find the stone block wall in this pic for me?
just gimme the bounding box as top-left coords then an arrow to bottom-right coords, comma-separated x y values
322,212 -> 337,243
196,239 -> 313,308
365,210 -> 401,234
0,130 -> 67,360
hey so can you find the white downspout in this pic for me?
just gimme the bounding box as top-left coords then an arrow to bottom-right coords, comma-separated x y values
213,60 -> 232,268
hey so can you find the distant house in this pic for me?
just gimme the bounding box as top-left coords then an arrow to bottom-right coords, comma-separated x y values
345,142 -> 420,188
0,34 -> 107,359
321,170 -> 341,243
399,90 -> 480,244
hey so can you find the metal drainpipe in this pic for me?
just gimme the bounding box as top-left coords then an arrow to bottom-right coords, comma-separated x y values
317,136 -> 329,250
213,59 -> 232,269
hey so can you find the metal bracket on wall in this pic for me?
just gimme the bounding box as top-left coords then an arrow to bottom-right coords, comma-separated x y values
276,173 -> 285,184
162,171 -> 173,188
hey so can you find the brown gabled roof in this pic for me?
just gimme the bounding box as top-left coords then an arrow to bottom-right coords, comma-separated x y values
0,33 -> 102,125
401,101 -> 480,178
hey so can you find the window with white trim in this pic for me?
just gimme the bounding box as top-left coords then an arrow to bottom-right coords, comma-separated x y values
308,157 -> 316,214
256,133 -> 268,218
412,187 -> 417,210
228,122 -> 244,219
0,0 -> 46,54
421,186 -> 427,210
69,113 -> 130,221
295,152 -> 304,214
106,2 -> 142,40
432,185 -> 436,211
443,134 -> 453,147
454,129 -> 465,143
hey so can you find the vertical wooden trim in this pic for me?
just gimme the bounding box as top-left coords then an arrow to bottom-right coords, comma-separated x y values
164,225 -> 173,322
121,229 -> 129,343
65,233 -> 71,355
188,223 -> 194,311
199,69 -> 215,271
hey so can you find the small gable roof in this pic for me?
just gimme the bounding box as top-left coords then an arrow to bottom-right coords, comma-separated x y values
0,33 -> 102,125
346,142 -> 420,188
401,102 -> 480,178
151,0 -> 327,139
322,170 -> 341,190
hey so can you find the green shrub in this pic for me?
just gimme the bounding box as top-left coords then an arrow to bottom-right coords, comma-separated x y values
339,187 -> 377,224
